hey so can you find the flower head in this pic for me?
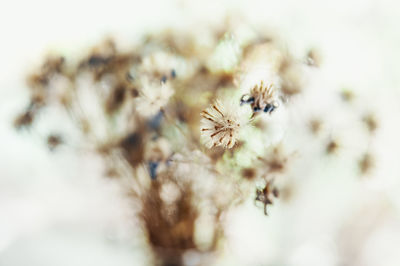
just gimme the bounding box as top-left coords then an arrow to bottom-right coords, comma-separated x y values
241,81 -> 279,114
135,77 -> 174,117
200,100 -> 245,149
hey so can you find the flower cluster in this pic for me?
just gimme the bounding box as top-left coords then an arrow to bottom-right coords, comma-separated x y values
14,22 -> 376,266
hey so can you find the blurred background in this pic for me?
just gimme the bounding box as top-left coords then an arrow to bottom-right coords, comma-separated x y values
1,0 -> 400,265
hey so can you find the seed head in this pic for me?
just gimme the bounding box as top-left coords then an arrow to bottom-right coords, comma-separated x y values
200,100 -> 244,149
241,81 -> 279,114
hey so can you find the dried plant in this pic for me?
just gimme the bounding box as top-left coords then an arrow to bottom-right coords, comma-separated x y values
14,21 -> 377,265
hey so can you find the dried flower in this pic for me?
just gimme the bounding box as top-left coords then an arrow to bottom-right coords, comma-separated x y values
326,139 -> 340,155
362,113 -> 378,134
14,25 -> 374,266
135,77 -> 174,117
255,180 -> 279,215
200,100 -> 245,149
241,81 -> 279,115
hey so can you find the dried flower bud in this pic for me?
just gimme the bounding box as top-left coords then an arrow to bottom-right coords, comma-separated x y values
255,180 -> 278,215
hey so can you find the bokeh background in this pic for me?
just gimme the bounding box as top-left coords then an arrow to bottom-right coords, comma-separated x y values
1,0 -> 400,265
